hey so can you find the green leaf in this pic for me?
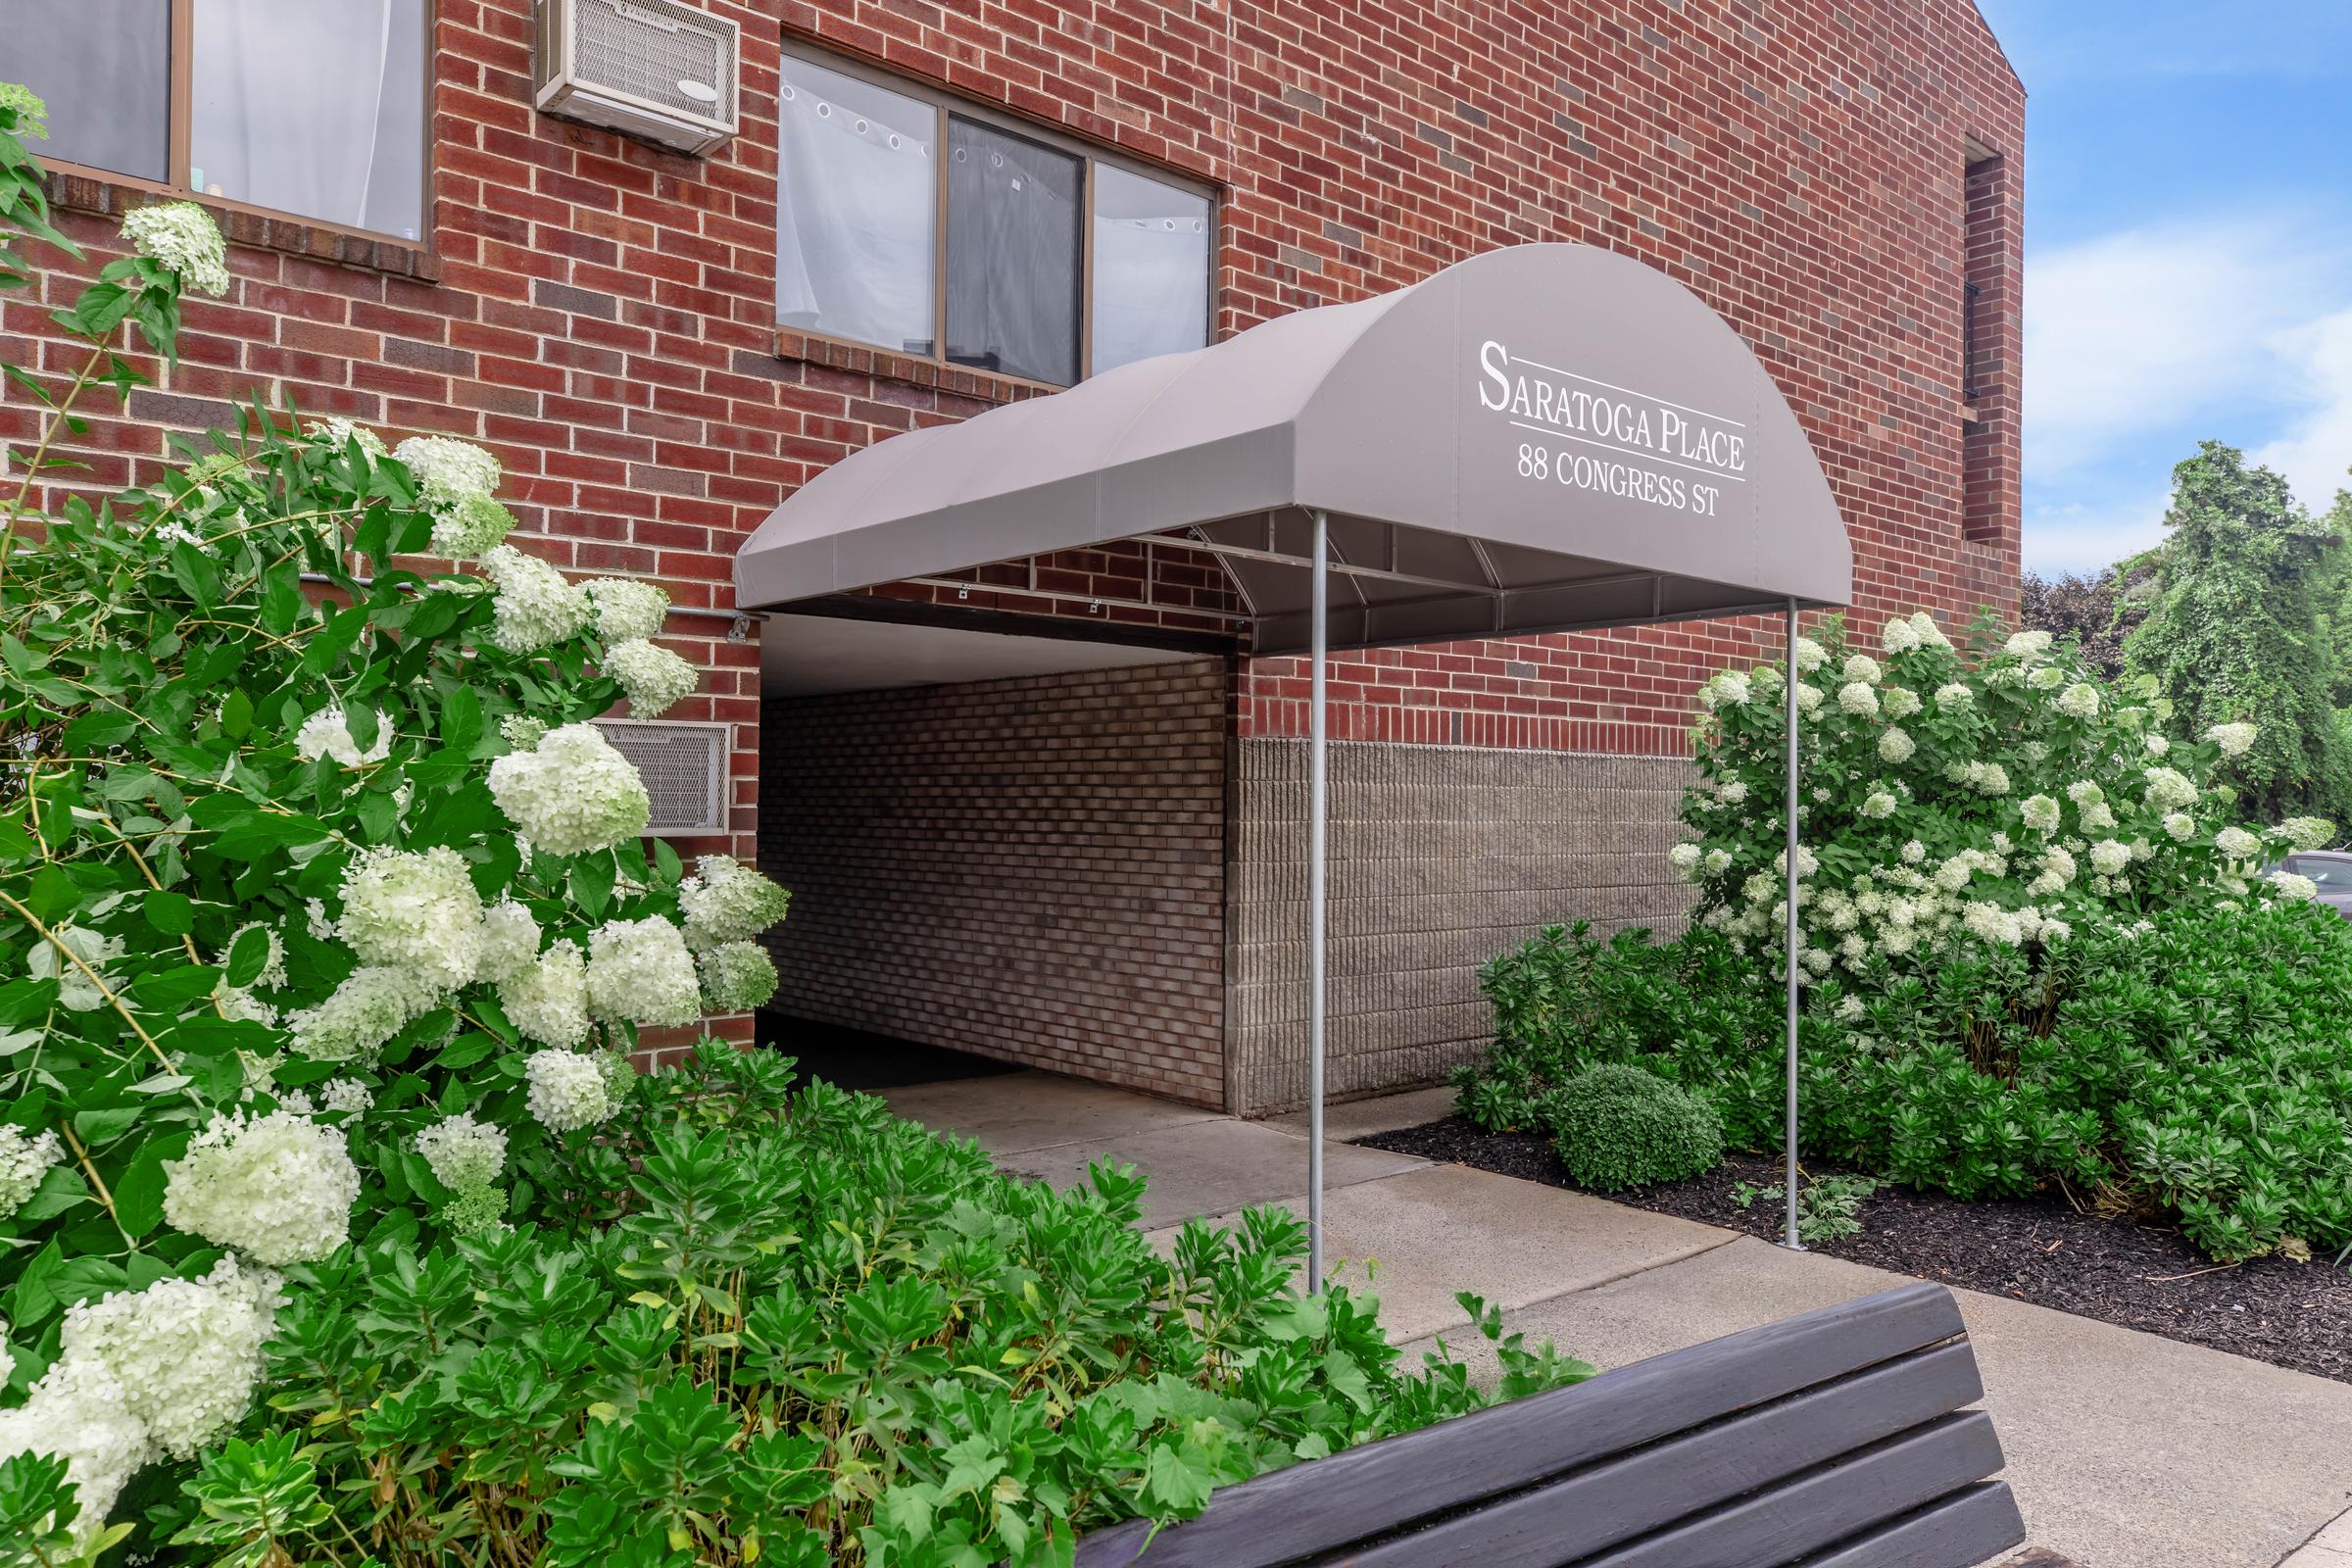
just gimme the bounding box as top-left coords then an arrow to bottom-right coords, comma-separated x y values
113,1132 -> 189,1239
62,710 -> 137,750
570,854 -> 615,921
136,964 -> 223,1009
258,564 -> 304,636
73,1105 -> 141,1146
224,925 -> 273,988
143,889 -> 195,935
220,688 -> 254,740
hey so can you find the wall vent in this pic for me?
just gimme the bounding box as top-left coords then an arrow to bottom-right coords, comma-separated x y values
595,718 -> 729,835
534,0 -> 740,157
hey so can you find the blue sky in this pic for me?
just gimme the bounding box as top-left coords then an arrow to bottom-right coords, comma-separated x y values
1971,1 -> 2352,576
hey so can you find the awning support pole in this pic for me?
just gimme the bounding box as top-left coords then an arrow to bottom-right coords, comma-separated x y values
1307,509 -> 1330,1294
1782,596 -> 1805,1251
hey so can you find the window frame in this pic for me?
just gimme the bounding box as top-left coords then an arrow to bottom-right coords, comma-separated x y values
775,40 -> 1218,390
30,0 -> 436,249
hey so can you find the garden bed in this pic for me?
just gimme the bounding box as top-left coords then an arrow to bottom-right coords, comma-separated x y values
1358,1116 -> 2352,1384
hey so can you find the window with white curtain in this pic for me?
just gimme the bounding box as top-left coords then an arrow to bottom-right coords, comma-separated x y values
0,0 -> 429,241
776,46 -> 1214,386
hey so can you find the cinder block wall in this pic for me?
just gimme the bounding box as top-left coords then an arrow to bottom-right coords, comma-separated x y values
1225,740 -> 1695,1117
759,658 -> 1231,1105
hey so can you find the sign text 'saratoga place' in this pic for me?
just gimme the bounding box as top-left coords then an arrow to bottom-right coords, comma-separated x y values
1477,338 -> 1747,517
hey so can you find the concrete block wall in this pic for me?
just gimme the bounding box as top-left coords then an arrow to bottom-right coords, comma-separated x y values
1225,740 -> 1694,1117
759,657 -> 1231,1105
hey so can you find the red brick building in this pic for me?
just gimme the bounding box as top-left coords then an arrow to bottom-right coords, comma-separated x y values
1,0 -> 2021,1109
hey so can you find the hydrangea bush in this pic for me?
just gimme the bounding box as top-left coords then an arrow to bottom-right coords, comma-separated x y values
0,88 -> 790,1549
1457,612 -> 2352,1262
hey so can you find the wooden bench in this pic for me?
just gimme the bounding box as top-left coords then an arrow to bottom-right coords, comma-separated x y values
1077,1281 -> 2025,1568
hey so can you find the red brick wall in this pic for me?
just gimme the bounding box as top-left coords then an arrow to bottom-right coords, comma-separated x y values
759,660 -> 1230,1103
4,0 -> 2022,826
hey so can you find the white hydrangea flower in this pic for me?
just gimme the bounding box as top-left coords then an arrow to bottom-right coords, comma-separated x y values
480,543 -> 591,654
1909,612 -> 1950,647
57,1255 -> 281,1461
677,855 -> 794,949
1702,848 -> 1733,874
28,923 -> 123,1012
2143,766 -> 2198,811
2279,816 -> 2336,853
499,713 -> 549,751
304,416 -> 388,458
499,939 -> 592,1049
1668,842 -> 1702,878
582,577 -> 671,643
2162,810 -> 2195,841
2028,847 -> 2077,897
122,201 -> 229,296
585,915 -> 701,1027
2027,664 -> 2067,692
415,1111 -> 509,1191
698,941 -> 779,1012
488,722 -> 649,857
294,706 -> 393,767
430,493 -> 517,561
163,1109 -> 361,1265
1698,669 -> 1751,710
0,1126 -> 64,1218
1772,845 -> 1820,880
524,1050 -> 613,1134
2144,733 -> 2170,757
1969,762 -> 2011,797
1792,637 -> 1828,672
2004,629 -> 2053,661
1717,779 -> 1748,805
392,434 -> 501,513
1841,654 -> 1883,685
337,846 -> 486,991
1881,617 -> 1920,655
2214,826 -> 2262,860
2064,780 -> 2103,807
1933,683 -> 1973,710
1837,680 -> 1880,717
1836,994 -> 1868,1021
477,898 -> 543,986
606,638 -> 699,718
2040,915 -> 2073,943
0,1353 -> 155,1550
315,1078 -> 372,1118
2056,683 -> 2100,719
2268,869 -> 2320,902
2088,839 -> 2132,876
1878,727 -> 1915,763
2205,721 -> 2258,758
1861,789 -> 1896,819
287,965 -> 438,1062
0,82 -> 50,139
304,899 -> 334,940
2020,795 -> 2060,832
1934,855 -> 1977,892
1794,683 -> 1823,716
1882,685 -> 1921,718
1901,839 -> 1927,863
1962,902 -> 2025,947
2080,801 -> 2118,833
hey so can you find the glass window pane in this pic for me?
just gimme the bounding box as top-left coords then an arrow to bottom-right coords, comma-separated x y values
947,118 -> 1080,385
1092,165 -> 1210,373
0,0 -> 171,182
776,54 -> 936,355
190,0 -> 427,237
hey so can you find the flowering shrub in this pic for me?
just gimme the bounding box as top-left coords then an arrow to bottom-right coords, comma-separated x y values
0,87 -> 791,1549
1457,612 -> 2352,1261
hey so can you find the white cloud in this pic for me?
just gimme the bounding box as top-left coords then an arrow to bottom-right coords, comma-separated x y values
2021,487 -> 2174,577
2252,308 -> 2352,513
2026,219 -> 2334,479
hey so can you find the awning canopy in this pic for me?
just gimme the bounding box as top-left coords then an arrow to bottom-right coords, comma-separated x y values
735,243 -> 1852,655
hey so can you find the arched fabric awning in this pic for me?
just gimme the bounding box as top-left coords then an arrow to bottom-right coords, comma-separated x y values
737,243 -> 1851,1277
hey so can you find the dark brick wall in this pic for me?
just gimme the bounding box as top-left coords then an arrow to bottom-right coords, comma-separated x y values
759,660 -> 1230,1103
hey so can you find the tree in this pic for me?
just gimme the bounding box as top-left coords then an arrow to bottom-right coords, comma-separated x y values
2123,441 -> 2352,821
2020,567 -> 2141,679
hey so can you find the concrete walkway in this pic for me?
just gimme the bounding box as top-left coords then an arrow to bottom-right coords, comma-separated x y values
881,1070 -> 2352,1568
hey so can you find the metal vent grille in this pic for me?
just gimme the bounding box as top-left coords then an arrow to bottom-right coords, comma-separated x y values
572,0 -> 735,122
594,718 -> 728,835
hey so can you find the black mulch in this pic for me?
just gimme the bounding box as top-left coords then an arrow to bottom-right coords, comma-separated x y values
1357,1115 -> 2352,1385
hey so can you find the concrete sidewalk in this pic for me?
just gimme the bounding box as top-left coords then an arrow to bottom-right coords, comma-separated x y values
883,1069 -> 2352,1568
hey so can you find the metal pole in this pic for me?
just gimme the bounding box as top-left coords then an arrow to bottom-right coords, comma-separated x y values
1782,597 -> 1805,1251
1307,510 -> 1330,1293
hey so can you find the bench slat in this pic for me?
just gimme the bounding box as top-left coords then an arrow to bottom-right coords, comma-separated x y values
1557,1411 -> 2006,1568
1791,1483 -> 2030,1568
1076,1283 -> 1967,1567
1331,1340 -> 1987,1568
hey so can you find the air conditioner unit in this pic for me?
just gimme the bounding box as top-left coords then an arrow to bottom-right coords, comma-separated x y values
534,0 -> 739,157
593,718 -> 732,835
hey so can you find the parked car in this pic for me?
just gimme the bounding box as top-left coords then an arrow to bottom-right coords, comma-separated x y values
2275,852 -> 2352,919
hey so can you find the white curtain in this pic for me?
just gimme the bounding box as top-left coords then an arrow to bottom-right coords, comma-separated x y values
1093,213 -> 1209,372
192,0 -> 425,236
774,86 -> 935,353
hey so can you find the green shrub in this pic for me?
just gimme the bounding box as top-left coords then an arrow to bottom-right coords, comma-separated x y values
1541,1062 -> 1724,1192
4,1045 -> 1588,1568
